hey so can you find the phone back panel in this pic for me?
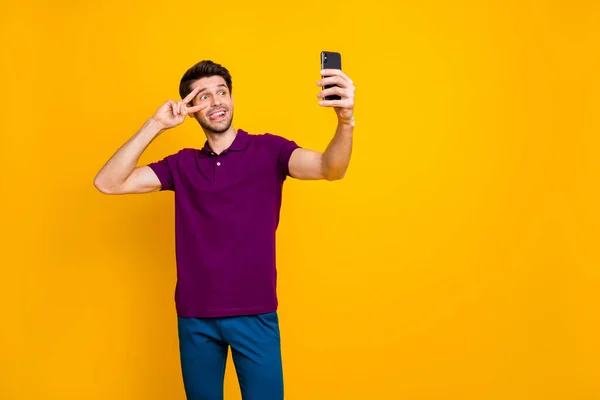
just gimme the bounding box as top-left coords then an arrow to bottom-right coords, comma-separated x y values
321,51 -> 342,70
321,51 -> 342,100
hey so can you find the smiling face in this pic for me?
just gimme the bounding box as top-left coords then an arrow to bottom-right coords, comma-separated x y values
187,75 -> 234,134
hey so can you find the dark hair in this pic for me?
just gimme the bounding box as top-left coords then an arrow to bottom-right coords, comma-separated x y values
179,60 -> 232,100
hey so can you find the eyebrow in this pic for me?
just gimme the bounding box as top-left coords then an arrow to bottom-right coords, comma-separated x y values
197,84 -> 227,95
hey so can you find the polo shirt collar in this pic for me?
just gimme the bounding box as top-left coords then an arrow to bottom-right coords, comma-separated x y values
200,129 -> 250,156
228,129 -> 250,151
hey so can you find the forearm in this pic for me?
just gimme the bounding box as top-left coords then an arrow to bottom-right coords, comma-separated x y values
94,117 -> 165,191
322,120 -> 353,180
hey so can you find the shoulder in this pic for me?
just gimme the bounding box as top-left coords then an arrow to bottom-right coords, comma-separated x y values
249,132 -> 299,150
175,147 -> 198,156
149,148 -> 198,170
164,147 -> 197,161
251,132 -> 287,142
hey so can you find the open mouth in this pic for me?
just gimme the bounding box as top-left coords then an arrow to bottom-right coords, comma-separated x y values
208,109 -> 227,121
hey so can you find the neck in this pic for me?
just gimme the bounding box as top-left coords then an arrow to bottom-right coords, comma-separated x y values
203,126 -> 237,154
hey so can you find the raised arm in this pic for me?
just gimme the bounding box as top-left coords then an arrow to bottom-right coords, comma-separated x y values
93,87 -> 206,194
289,69 -> 355,181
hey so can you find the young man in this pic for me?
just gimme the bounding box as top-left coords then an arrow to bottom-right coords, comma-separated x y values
94,60 -> 354,400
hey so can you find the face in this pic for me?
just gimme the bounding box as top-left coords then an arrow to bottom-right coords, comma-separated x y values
188,76 -> 234,134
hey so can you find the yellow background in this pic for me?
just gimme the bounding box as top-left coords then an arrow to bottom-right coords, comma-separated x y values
1,0 -> 599,399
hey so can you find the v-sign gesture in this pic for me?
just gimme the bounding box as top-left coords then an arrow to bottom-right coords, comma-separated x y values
152,85 -> 208,130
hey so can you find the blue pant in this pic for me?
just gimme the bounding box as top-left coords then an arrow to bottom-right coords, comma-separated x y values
177,311 -> 284,400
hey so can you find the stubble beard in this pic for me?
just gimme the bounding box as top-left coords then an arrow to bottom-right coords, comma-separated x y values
199,110 -> 234,134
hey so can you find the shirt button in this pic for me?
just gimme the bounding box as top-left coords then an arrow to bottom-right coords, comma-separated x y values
217,162 -> 221,166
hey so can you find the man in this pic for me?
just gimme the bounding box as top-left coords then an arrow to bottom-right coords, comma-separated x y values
94,60 -> 354,399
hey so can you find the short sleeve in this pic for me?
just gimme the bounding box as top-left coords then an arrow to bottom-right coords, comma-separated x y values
147,152 -> 179,191
264,134 -> 301,179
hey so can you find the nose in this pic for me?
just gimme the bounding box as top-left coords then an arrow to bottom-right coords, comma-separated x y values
211,95 -> 222,107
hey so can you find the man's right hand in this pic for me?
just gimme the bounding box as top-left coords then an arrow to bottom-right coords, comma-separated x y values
152,85 -> 206,130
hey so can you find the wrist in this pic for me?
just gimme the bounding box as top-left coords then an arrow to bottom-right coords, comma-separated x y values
148,117 -> 167,135
337,118 -> 355,127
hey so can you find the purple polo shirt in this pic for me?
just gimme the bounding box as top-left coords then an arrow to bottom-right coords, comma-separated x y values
147,129 -> 300,318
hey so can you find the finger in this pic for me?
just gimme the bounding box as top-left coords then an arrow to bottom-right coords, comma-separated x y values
318,98 -> 353,108
169,101 -> 178,117
182,85 -> 203,105
320,69 -> 353,86
318,86 -> 347,99
187,103 -> 208,113
320,68 -> 342,76
317,76 -> 349,89
177,102 -> 182,116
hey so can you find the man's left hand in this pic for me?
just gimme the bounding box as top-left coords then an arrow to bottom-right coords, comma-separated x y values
317,70 -> 355,126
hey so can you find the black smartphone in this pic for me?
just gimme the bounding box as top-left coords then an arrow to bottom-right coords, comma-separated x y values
321,51 -> 342,101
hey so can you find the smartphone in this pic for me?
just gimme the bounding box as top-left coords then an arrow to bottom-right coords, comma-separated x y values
321,51 -> 342,101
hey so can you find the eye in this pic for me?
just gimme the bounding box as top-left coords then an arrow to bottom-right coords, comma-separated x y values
219,91 -> 227,96
200,95 -> 209,100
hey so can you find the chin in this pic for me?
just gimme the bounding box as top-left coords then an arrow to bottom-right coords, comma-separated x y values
201,117 -> 233,134
211,127 -> 230,134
